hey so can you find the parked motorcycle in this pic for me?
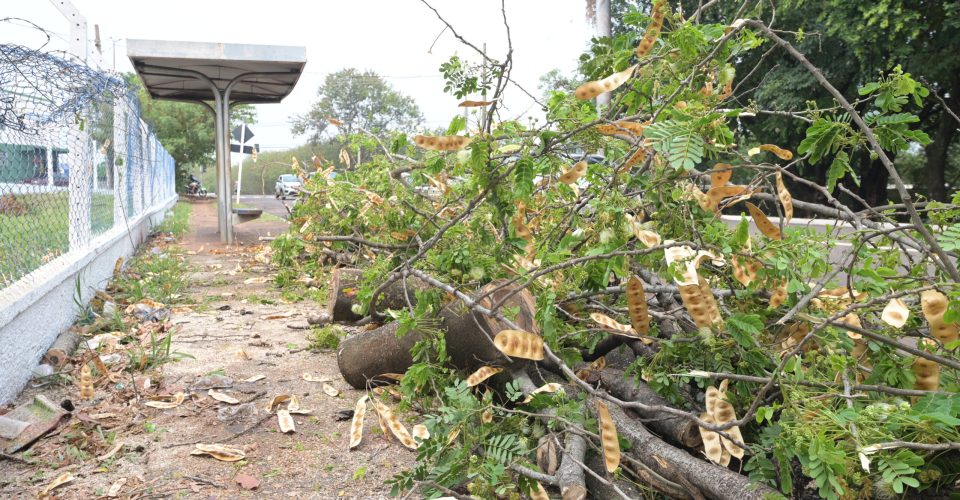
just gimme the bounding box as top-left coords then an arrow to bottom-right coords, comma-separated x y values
186,180 -> 207,197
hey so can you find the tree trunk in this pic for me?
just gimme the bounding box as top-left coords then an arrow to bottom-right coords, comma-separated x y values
336,281 -> 540,387
855,151 -> 890,208
326,268 -> 364,322
438,280 -> 541,372
925,77 -> 959,202
607,404 -> 777,500
337,322 -> 423,389
600,368 -> 702,449
326,269 -> 431,322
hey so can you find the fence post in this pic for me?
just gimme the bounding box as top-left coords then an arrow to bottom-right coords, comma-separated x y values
67,122 -> 92,251
112,97 -> 126,227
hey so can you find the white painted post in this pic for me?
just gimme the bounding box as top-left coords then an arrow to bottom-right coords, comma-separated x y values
135,120 -> 146,215
49,0 -> 88,62
235,123 -> 245,205
45,142 -> 53,186
67,123 -> 91,251
112,98 -> 125,225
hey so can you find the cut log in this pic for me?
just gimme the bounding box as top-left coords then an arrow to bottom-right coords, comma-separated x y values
584,452 -> 664,500
607,404 -> 777,500
438,280 -> 541,372
337,322 -> 424,389
326,268 -> 364,322
556,433 -> 588,500
326,269 -> 432,322
600,368 -> 702,449
336,281 -> 541,388
44,330 -> 80,367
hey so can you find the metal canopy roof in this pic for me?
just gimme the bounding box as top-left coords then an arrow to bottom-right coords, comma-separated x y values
127,39 -> 306,104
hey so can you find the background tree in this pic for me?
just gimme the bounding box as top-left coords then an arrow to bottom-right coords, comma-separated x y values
291,68 -> 423,143
127,74 -> 256,189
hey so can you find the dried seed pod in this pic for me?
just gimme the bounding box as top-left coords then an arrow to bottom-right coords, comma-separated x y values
921,290 -> 958,346
880,298 -> 910,328
481,408 -> 493,424
595,400 -> 621,473
698,412 -> 724,465
208,389 -> 239,405
719,79 -> 734,100
757,144 -> 793,160
768,279 -> 788,309
277,409 -> 296,433
745,202 -> 782,240
710,163 -> 733,188
78,363 -> 94,400
679,283 -> 715,330
413,135 -> 472,151
530,482 -> 550,500
595,121 -> 646,136
709,386 -> 745,458
622,147 -> 649,170
912,354 -> 940,393
634,229 -> 661,248
191,443 -> 246,462
590,312 -> 636,336
731,256 -> 760,287
513,214 -> 533,241
349,395 -> 368,450
466,366 -> 503,387
558,160 -> 587,184
523,383 -> 564,403
626,276 -> 651,335
574,65 -> 638,100
145,392 -> 185,409
636,0 -> 665,57
411,424 -> 430,442
774,171 -> 793,223
536,435 -> 560,475
458,99 -> 495,107
372,399 -> 417,450
698,276 -> 723,326
493,329 -> 545,360
706,185 -> 749,206
688,182 -> 718,213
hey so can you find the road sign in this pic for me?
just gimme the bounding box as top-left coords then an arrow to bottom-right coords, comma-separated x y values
232,125 -> 254,143
229,143 -> 260,154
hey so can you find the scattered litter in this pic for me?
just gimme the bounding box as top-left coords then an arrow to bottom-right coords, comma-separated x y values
190,374 -> 233,391
302,373 -> 331,383
190,443 -> 246,461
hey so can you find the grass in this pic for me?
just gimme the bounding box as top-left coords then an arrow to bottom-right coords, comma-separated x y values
308,325 -> 346,350
112,202 -> 193,305
0,192 -> 114,286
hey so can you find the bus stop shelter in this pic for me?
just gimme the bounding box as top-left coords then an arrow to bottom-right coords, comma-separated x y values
127,40 -> 306,243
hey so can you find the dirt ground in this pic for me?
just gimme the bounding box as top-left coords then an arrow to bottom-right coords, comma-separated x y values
0,200 -> 414,499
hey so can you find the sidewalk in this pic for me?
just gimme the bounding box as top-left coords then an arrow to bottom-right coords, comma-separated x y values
0,200 -> 411,499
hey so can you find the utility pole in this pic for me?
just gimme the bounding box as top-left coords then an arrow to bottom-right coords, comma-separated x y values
594,0 -> 612,108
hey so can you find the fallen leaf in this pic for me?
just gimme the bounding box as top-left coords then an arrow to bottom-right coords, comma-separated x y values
265,394 -> 291,411
302,373 -> 332,383
39,472 -> 73,497
144,392 -> 186,409
209,389 -> 240,405
277,410 -> 296,433
236,349 -> 252,360
243,276 -> 269,285
260,312 -> 295,320
322,383 -> 340,397
350,395 -> 368,450
191,443 -> 246,462
97,441 -> 124,462
107,477 -> 126,497
243,374 -> 266,383
235,473 -> 260,490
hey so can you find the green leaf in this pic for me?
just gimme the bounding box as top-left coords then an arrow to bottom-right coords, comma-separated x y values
798,118 -> 845,164
826,151 -> 850,193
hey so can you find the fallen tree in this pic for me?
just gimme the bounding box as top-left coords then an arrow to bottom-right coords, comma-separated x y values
274,1 -> 960,498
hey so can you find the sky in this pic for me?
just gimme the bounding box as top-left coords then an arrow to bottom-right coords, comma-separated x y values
1,0 -> 596,152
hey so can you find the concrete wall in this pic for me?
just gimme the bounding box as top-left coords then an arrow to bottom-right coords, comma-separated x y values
0,195 -> 177,404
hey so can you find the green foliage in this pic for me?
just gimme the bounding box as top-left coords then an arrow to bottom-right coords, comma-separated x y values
291,68 -> 423,142
308,325 -> 345,350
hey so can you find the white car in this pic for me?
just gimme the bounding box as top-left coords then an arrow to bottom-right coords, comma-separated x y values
275,174 -> 302,199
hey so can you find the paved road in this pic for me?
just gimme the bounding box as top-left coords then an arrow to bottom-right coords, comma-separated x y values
237,195 -> 294,220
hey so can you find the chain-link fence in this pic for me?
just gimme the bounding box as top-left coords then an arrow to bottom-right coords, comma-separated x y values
0,33 -> 175,290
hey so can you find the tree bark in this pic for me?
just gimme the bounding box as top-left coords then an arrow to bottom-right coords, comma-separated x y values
326,268 -> 431,322
600,368 -> 702,449
326,268 -> 364,322
336,281 -> 540,387
556,433 -> 588,500
607,404 -> 777,500
438,280 -> 541,372
44,330 -> 80,368
925,76 -> 959,202
337,322 -> 423,389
